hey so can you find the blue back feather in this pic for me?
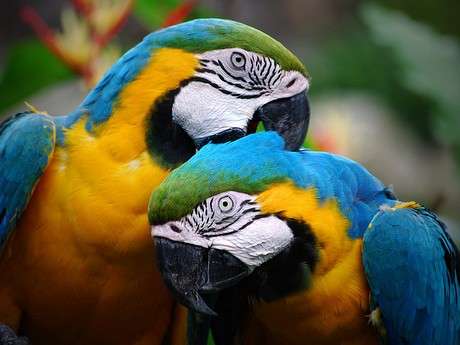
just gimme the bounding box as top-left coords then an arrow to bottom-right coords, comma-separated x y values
0,113 -> 56,251
151,132 -> 394,237
364,207 -> 460,345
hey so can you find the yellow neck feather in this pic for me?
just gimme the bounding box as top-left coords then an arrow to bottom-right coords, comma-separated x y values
254,182 -> 375,344
257,181 -> 351,275
41,48 -> 199,258
86,48 -> 198,163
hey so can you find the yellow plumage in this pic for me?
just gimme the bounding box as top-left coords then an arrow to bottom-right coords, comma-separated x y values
242,182 -> 379,345
0,48 -> 197,345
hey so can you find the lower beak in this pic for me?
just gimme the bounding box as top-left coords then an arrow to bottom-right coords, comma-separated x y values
154,237 -> 250,315
256,91 -> 310,150
194,128 -> 246,149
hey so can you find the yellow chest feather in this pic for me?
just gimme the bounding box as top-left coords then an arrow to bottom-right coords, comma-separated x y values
247,182 -> 379,345
0,47 -> 199,344
21,46 -> 199,259
22,113 -> 170,259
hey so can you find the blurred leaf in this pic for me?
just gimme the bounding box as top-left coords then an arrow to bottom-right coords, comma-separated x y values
134,0 -> 178,28
0,39 -> 73,115
363,4 -> 460,116
374,0 -> 460,40
207,332 -> 214,345
307,28 -> 436,141
363,3 -> 460,164
134,0 -> 214,29
161,0 -> 198,27
303,135 -> 317,150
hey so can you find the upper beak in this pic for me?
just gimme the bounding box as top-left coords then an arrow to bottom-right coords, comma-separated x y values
194,91 -> 310,150
154,237 -> 250,316
256,91 -> 310,151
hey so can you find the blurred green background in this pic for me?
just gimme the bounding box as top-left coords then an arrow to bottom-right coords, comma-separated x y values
0,0 -> 459,244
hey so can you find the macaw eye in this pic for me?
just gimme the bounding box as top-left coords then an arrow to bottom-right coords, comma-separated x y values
217,195 -> 235,213
230,52 -> 246,69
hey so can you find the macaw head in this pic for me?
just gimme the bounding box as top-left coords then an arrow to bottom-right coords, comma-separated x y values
148,132 -> 321,315
78,19 -> 310,167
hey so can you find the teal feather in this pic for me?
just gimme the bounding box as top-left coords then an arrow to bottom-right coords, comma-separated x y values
0,112 -> 56,251
364,207 -> 460,345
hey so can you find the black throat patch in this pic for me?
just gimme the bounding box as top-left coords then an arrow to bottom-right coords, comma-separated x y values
248,217 -> 318,302
146,81 -> 196,169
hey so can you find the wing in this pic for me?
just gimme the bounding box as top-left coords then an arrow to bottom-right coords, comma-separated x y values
0,112 -> 56,252
363,204 -> 460,345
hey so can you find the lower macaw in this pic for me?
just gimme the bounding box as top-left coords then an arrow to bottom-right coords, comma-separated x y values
0,19 -> 310,344
149,132 -> 460,345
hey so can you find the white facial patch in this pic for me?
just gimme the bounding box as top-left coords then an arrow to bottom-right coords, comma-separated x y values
210,215 -> 293,269
152,191 -> 294,270
172,83 -> 262,139
171,48 -> 309,141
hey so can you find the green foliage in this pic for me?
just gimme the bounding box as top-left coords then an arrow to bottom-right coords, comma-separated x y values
133,0 -> 214,29
363,3 -> 460,164
303,135 -> 317,150
207,333 -> 215,345
307,2 -> 460,167
134,0 -> 181,28
374,0 -> 460,39
0,40 -> 73,115
308,27 -> 436,140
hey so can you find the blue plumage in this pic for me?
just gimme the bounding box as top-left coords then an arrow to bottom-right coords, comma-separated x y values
364,207 -> 460,345
0,112 -> 55,250
152,132 -> 396,237
151,132 -> 460,344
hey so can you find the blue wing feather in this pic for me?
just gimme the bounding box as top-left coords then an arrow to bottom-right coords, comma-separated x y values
0,112 -> 56,251
363,206 -> 460,345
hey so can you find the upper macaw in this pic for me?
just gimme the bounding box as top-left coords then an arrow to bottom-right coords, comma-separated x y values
0,19 -> 310,345
149,132 -> 460,345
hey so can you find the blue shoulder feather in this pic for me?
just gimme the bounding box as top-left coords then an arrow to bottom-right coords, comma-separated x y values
0,112 -> 56,251
363,206 -> 460,345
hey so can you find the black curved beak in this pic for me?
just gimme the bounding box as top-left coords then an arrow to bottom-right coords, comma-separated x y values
154,237 -> 250,316
194,92 -> 309,150
256,91 -> 310,151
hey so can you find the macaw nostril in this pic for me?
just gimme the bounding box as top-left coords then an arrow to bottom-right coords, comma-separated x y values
170,224 -> 182,233
286,78 -> 297,88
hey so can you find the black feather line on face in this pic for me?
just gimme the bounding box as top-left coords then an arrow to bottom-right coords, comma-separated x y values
259,57 -> 271,86
188,77 -> 265,99
196,67 -> 266,92
216,60 -> 247,83
263,58 -> 275,82
269,71 -> 283,87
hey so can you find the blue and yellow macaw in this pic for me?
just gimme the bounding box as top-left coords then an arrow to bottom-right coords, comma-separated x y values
0,19 -> 311,344
149,132 -> 460,345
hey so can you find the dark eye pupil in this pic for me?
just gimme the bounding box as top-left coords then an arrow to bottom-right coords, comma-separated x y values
231,53 -> 245,67
222,201 -> 228,207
